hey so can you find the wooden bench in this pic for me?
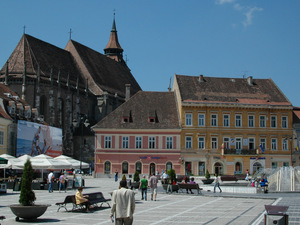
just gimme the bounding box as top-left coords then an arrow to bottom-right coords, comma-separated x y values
221,175 -> 238,182
56,192 -> 111,212
178,183 -> 203,195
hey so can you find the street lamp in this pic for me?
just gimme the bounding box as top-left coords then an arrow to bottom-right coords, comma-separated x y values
73,117 -> 90,171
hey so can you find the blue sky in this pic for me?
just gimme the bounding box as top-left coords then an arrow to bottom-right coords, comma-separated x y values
1,0 -> 299,106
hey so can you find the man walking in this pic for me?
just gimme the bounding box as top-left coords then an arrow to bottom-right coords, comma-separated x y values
214,173 -> 222,193
110,180 -> 135,225
149,173 -> 158,201
48,171 -> 54,193
139,175 -> 148,200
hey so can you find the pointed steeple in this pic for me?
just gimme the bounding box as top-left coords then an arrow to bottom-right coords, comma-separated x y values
104,13 -> 124,63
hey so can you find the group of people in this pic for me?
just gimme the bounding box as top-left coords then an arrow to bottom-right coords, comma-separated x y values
47,171 -> 67,193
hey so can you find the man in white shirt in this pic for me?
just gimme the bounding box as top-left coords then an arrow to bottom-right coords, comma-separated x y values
162,171 -> 169,184
48,171 -> 54,193
149,173 -> 158,201
110,180 -> 135,225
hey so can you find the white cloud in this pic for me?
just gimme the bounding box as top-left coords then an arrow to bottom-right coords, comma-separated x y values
215,0 -> 236,5
242,7 -> 263,27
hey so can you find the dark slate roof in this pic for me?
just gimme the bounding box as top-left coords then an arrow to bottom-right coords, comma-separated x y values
175,74 -> 292,106
0,34 -> 82,86
66,40 -> 141,97
93,91 -> 180,129
293,107 -> 300,123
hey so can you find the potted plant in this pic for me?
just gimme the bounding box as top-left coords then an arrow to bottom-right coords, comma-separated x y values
10,159 -> 50,221
131,171 -> 140,189
162,169 -> 178,192
202,169 -> 214,184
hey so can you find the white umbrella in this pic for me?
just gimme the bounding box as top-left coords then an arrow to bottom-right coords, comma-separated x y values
12,154 -> 32,169
0,154 -> 20,178
54,155 -> 89,169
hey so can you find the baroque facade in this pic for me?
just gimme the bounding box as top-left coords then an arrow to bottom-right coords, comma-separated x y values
0,18 -> 141,163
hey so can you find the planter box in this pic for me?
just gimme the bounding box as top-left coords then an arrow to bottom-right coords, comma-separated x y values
202,179 -> 214,185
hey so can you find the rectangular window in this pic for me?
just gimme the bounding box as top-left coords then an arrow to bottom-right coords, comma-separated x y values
149,137 -> 156,149
260,138 -> 266,151
236,137 -> 242,150
122,136 -> 129,149
104,136 -> 112,149
223,137 -> 230,149
282,138 -> 288,151
271,115 -> 277,128
185,136 -> 192,149
282,116 -> 288,128
260,115 -> 266,128
235,114 -> 242,127
198,137 -> 205,149
185,113 -> 192,126
166,137 -> 173,149
211,114 -> 217,127
198,114 -> 205,127
248,115 -> 254,128
135,136 -> 142,149
272,162 -> 278,169
223,114 -> 230,127
271,138 -> 277,150
283,162 -> 289,167
211,137 -> 218,149
249,138 -> 255,150
0,131 -> 3,145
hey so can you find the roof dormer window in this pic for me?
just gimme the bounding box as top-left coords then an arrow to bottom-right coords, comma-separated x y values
122,116 -> 130,123
148,117 -> 156,123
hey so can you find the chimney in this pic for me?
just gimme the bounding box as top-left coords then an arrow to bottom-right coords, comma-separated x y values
199,74 -> 204,83
125,84 -> 131,101
247,76 -> 253,86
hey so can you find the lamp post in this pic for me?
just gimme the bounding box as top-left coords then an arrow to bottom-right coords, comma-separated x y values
73,117 -> 90,171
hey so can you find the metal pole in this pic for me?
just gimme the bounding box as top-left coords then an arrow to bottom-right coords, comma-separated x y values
80,120 -> 83,171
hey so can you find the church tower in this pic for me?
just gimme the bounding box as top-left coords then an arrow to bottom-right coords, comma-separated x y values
104,14 -> 124,63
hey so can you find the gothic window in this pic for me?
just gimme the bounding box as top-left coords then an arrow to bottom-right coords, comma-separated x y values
40,95 -> 47,118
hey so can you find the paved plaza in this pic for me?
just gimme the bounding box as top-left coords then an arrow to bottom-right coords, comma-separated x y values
1,177 -> 300,225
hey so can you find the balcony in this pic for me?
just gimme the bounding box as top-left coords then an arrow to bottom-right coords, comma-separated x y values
224,148 -> 257,155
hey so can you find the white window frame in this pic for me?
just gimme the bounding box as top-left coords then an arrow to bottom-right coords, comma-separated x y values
104,136 -> 112,149
198,137 -> 205,149
282,116 -> 288,128
223,137 -> 230,149
198,113 -> 205,127
122,136 -> 129,149
166,136 -> 173,149
135,136 -> 142,149
223,114 -> 230,127
149,136 -> 156,149
282,138 -> 288,151
185,136 -> 192,149
211,137 -> 218,149
235,137 -> 242,150
271,138 -> 277,151
259,115 -> 266,128
185,113 -> 192,126
235,114 -> 242,127
211,114 -> 218,127
248,115 -> 255,128
260,138 -> 266,150
271,115 -> 277,128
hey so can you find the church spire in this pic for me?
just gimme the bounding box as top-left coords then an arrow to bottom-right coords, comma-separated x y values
104,13 -> 124,63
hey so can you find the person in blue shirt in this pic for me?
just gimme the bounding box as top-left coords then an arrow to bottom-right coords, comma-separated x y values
260,176 -> 268,193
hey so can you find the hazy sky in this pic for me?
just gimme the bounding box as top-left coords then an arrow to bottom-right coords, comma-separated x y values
1,0 -> 299,106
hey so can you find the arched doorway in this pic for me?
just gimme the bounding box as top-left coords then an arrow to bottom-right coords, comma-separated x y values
214,162 -> 223,175
253,162 -> 262,174
149,163 -> 155,176
166,162 -> 172,171
135,161 -> 142,174
104,161 -> 110,174
122,161 -> 128,174
235,162 -> 242,174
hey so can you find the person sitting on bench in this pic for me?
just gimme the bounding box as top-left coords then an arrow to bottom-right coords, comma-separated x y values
75,187 -> 90,212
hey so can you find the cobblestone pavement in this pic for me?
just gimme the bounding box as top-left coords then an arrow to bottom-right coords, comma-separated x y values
0,177 -> 299,225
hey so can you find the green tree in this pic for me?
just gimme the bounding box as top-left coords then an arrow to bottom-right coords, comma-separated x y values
121,174 -> 127,180
19,159 -> 36,206
205,169 -> 211,179
133,171 -> 140,182
167,169 -> 176,183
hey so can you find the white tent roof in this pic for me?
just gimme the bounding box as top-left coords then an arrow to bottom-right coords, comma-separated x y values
54,155 -> 89,169
0,154 -> 20,169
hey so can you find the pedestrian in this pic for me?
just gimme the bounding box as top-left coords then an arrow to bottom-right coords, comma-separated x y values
139,175 -> 148,201
149,173 -> 158,201
245,169 -> 249,181
115,170 -> 118,182
48,171 -> 54,193
59,172 -> 66,192
110,180 -> 135,224
162,171 -> 169,184
214,173 -> 222,193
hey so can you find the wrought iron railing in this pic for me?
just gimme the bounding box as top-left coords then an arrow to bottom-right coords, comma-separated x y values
224,148 -> 257,155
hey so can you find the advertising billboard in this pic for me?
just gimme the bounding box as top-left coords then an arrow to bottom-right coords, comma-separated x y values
17,120 -> 63,157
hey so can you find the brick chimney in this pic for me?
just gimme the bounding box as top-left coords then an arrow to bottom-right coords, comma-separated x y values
125,84 -> 131,101
247,76 -> 253,86
199,74 -> 204,83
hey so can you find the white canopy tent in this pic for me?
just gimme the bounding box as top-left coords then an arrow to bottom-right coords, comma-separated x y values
0,154 -> 21,178
54,155 -> 89,169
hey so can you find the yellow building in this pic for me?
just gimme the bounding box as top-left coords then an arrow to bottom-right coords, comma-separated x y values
173,74 -> 293,176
